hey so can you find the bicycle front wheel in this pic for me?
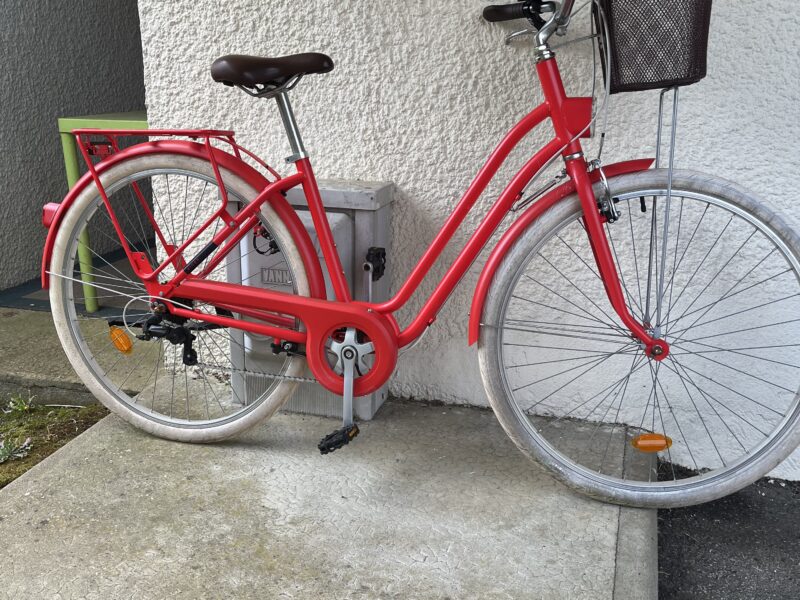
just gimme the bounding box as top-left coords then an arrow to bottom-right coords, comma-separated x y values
479,169 -> 800,507
49,154 -> 311,442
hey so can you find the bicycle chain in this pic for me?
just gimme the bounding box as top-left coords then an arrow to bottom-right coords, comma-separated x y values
194,361 -> 318,384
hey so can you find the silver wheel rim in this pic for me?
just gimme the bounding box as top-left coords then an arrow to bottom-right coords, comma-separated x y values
495,186 -> 800,491
58,167 -> 301,429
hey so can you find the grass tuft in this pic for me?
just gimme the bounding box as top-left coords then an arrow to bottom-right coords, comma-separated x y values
0,436 -> 32,464
0,394 -> 108,489
3,392 -> 35,414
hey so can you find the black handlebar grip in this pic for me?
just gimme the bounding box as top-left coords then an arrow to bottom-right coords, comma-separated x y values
483,2 -> 528,22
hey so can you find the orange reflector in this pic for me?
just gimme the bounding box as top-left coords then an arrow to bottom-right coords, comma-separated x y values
109,326 -> 133,354
631,433 -> 672,453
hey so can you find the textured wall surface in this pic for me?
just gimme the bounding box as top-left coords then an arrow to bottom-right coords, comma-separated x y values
138,1 -> 800,476
0,0 -> 145,289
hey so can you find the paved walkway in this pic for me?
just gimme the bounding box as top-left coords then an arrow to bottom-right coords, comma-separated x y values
0,308 -> 656,598
0,307 -> 94,403
0,400 -> 654,599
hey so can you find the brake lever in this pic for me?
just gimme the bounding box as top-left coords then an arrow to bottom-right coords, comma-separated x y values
504,1 -> 558,44
505,28 -> 537,45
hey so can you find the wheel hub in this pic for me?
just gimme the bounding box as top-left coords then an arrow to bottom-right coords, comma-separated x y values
646,339 -> 669,361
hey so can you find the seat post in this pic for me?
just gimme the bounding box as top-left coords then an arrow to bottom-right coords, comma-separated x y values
274,91 -> 308,162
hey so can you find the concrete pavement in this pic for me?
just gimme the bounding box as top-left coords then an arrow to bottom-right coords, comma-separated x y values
0,400 -> 656,599
0,307 -> 656,598
0,307 -> 94,405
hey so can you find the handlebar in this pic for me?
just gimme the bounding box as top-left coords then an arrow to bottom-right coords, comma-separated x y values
483,1 -> 548,30
482,2 -> 530,22
482,0 -> 576,44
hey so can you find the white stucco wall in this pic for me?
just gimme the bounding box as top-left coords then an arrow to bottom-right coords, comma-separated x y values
1,0 -> 145,289
138,1 -> 800,476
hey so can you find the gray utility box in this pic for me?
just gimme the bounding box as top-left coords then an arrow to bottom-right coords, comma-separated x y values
231,180 -> 393,421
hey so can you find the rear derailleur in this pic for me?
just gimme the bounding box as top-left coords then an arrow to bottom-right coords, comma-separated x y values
107,300 -> 228,367
136,312 -> 198,366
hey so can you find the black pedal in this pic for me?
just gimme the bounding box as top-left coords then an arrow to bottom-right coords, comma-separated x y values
318,424 -> 360,455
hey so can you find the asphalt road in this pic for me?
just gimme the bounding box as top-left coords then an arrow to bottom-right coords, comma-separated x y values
658,477 -> 800,599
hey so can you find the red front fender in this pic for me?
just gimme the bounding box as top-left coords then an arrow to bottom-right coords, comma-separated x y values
41,140 -> 326,299
467,158 -> 654,345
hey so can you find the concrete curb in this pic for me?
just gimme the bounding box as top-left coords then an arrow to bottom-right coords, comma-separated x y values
0,373 -> 95,406
615,507 -> 659,599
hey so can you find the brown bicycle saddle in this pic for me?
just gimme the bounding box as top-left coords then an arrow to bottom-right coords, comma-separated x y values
210,53 -> 334,88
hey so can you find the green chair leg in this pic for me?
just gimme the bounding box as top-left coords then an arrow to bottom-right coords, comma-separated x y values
57,112 -> 148,313
76,228 -> 99,313
60,132 -> 99,313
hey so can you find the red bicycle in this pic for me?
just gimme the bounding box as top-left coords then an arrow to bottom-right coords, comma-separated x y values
41,0 -> 800,507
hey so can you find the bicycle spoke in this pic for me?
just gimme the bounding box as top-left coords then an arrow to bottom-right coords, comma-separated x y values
670,345 -> 795,393
555,228 -> 644,320
650,360 -> 698,473
539,350 -> 647,425
495,183 -> 800,494
556,234 -> 603,283
523,345 -> 635,406
541,249 -> 632,330
643,195 -> 659,324
665,355 -> 768,440
666,229 -> 756,332
656,203 -> 710,322
672,305 -> 800,341
664,356 -> 737,462
196,337 -> 230,414
671,338 -> 800,372
500,323 -> 631,345
512,351 -> 620,393
670,358 -> 786,417
55,164 -> 303,434
506,349 -> 625,370
666,257 -> 784,330
197,340 -> 212,419
662,197 -> 685,334
503,341 -> 634,353
626,210 -> 646,313
510,293 -> 621,331
664,216 -> 733,325
164,175 -> 179,250
597,352 -> 644,471
606,221 -> 645,319
650,360 -> 680,480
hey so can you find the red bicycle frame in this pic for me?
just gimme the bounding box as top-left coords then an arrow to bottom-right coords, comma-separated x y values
43,53 -> 665,397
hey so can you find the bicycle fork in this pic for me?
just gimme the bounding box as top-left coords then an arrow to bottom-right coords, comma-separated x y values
565,155 -> 669,361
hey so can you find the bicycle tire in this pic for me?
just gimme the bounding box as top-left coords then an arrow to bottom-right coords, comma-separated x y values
49,153 -> 311,442
479,169 -> 800,507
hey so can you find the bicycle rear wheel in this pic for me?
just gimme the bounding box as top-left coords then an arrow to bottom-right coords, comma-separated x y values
49,154 -> 311,442
479,170 -> 800,507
